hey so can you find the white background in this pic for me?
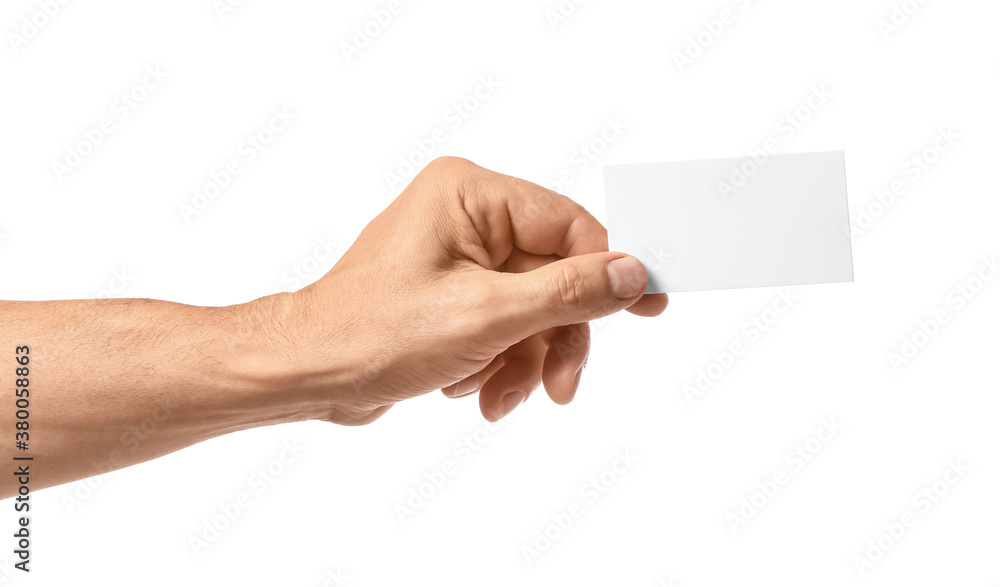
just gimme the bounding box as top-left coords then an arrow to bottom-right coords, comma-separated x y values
1,0 -> 998,585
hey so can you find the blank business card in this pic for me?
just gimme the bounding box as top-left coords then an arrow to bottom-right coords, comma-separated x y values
604,151 -> 854,293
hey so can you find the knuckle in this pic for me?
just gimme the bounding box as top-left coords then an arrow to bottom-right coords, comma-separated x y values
427,156 -> 473,175
555,264 -> 589,308
415,157 -> 481,203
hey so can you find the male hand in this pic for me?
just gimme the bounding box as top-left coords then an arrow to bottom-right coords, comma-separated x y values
275,157 -> 668,424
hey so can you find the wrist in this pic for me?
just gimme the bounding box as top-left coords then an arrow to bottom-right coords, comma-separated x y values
221,290 -> 361,424
213,293 -> 326,425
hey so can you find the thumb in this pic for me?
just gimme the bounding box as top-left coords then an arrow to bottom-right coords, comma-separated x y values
486,252 -> 649,343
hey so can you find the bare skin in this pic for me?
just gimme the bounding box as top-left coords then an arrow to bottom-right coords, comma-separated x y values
0,157 -> 667,498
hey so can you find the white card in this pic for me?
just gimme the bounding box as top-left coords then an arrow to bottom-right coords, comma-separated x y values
603,151 -> 854,293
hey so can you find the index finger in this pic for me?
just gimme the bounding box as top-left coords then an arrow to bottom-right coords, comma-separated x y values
431,157 -> 608,266
432,157 -> 667,316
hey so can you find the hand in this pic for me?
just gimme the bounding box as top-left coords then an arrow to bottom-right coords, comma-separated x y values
269,157 -> 667,425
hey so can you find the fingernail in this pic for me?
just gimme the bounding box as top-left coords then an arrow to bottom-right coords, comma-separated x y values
452,374 -> 479,398
607,256 -> 646,299
499,391 -> 526,419
562,368 -> 582,404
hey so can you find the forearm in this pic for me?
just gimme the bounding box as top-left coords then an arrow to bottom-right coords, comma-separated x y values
0,294 -> 321,497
